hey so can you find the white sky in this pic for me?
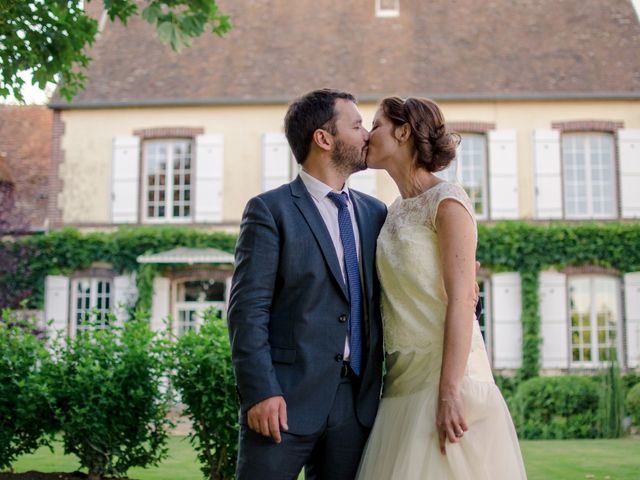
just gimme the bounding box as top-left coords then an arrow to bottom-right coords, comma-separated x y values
0,70 -> 56,105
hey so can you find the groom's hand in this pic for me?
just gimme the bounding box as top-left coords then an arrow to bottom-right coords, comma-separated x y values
247,395 -> 289,443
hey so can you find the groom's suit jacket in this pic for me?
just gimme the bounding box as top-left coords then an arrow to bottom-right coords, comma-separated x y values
228,175 -> 387,435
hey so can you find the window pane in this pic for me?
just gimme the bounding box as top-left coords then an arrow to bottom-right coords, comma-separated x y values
563,133 -> 615,218
178,280 -> 226,303
74,278 -> 111,332
569,275 -> 620,366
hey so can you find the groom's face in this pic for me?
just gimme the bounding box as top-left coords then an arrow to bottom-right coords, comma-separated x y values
330,99 -> 370,175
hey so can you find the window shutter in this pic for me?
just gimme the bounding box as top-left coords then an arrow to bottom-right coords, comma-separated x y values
624,272 -> 640,368
262,133 -> 291,191
113,273 -> 138,326
488,130 -> 519,219
618,129 -> 640,218
111,136 -> 140,223
539,271 -> 569,368
195,134 -> 224,222
491,272 -> 522,369
44,275 -> 70,343
151,277 -> 170,333
533,129 -> 563,219
349,169 -> 377,197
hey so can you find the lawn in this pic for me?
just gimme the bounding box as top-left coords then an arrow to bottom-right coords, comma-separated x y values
8,437 -> 640,480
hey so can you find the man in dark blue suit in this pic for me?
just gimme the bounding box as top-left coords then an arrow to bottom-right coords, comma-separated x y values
228,89 -> 387,480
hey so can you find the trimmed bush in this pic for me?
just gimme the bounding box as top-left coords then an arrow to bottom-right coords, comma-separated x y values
513,375 -> 599,439
172,311 -> 238,480
0,310 -> 57,470
626,383 -> 640,426
597,362 -> 624,438
49,313 -> 172,479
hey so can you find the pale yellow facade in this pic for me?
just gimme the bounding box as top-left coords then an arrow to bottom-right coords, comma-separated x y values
58,99 -> 640,226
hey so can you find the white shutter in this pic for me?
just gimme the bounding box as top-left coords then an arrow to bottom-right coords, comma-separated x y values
151,277 -> 170,333
539,272 -> 569,368
112,273 -> 138,326
533,129 -> 563,219
624,272 -> 640,368
349,169 -> 377,197
618,129 -> 640,218
262,133 -> 291,191
44,275 -> 70,343
488,130 -> 519,219
195,134 -> 224,222
491,272 -> 522,369
111,136 -> 140,223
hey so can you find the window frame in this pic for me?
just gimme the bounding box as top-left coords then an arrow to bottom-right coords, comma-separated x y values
477,276 -> 493,365
142,138 -> 194,224
561,132 -> 618,220
375,0 -> 400,17
437,132 -> 489,220
172,277 -> 230,336
70,277 -> 113,336
567,274 -> 624,368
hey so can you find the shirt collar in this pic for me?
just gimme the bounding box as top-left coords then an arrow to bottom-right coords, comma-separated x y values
299,169 -> 350,202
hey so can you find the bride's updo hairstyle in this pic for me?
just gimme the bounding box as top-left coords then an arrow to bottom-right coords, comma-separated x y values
380,96 -> 460,172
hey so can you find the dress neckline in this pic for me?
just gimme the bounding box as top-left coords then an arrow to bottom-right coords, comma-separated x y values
396,180 -> 449,205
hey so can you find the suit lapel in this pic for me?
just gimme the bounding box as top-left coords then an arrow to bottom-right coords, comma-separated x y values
290,177 -> 349,301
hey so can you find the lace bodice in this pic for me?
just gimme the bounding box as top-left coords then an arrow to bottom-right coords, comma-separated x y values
376,182 -> 477,356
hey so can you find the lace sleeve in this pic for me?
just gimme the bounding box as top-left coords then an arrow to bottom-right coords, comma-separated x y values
426,182 -> 477,233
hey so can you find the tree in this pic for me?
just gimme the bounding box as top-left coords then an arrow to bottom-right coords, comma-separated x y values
0,1 -> 231,102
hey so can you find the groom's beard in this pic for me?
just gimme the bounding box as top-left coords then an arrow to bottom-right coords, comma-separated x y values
331,138 -> 367,177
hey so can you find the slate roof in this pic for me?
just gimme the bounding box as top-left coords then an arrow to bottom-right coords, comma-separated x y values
0,106 -> 52,231
51,0 -> 640,107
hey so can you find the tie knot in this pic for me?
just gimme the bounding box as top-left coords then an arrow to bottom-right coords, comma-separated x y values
327,191 -> 349,209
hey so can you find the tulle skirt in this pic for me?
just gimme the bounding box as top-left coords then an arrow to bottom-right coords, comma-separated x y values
356,335 -> 527,479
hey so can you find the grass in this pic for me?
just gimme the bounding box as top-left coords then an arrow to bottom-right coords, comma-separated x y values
8,437 -> 640,480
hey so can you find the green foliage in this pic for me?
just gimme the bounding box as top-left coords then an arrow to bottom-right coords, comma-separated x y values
0,0 -> 231,102
598,361 -> 624,438
48,313 -> 172,478
518,271 -> 540,381
476,221 -> 640,379
625,383 -> 640,426
172,311 -> 238,480
494,374 -> 520,412
514,376 -> 600,439
0,310 -> 57,470
622,371 -> 640,394
2,221 -> 640,381
0,227 -> 236,310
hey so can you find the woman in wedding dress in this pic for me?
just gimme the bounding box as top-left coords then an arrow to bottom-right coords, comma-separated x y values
356,97 -> 527,479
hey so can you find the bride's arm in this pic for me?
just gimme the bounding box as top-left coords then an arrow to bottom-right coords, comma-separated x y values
435,198 -> 477,454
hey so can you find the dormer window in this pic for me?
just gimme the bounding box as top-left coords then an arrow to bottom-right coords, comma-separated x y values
376,0 -> 399,17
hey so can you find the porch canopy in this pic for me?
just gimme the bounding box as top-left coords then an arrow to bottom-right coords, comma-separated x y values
136,247 -> 234,265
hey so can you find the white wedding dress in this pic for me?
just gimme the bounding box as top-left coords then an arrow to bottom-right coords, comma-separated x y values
356,182 -> 527,480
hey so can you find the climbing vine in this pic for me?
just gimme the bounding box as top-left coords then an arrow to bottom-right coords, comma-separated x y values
2,221 -> 640,378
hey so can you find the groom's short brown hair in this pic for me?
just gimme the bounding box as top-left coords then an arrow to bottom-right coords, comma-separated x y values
284,88 -> 356,165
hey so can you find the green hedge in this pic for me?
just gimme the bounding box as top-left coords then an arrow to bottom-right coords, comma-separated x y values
626,383 -> 640,426
172,311 -> 238,480
513,375 -> 600,439
2,222 -> 640,380
0,310 -> 240,478
0,311 -> 57,470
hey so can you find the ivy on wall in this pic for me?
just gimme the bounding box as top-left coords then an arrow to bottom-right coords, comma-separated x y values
1,221 -> 640,378
0,227 -> 236,311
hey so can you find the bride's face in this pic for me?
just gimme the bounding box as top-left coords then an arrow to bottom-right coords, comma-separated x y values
366,109 -> 399,170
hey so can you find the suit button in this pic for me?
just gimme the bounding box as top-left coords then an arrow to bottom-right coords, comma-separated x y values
338,314 -> 347,323
335,353 -> 344,362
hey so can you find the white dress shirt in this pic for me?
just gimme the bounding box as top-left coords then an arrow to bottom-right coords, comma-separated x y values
299,169 -> 362,360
